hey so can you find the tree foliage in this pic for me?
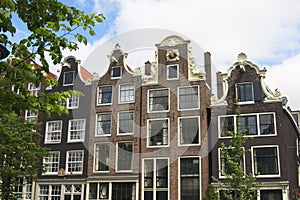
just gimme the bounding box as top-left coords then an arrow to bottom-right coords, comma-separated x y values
214,107 -> 257,200
0,0 -> 104,199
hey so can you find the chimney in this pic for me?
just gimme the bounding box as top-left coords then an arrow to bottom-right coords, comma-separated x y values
216,71 -> 223,99
204,52 -> 211,88
145,60 -> 151,75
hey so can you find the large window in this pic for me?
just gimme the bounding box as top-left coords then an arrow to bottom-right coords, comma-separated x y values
45,121 -> 62,144
167,64 -> 178,79
14,178 -> 32,200
67,95 -> 80,109
180,157 -> 200,200
219,148 -> 245,178
94,143 -> 110,172
118,111 -> 134,134
148,119 -> 169,147
148,89 -> 169,112
252,146 -> 279,177
66,151 -> 84,174
179,117 -> 200,145
111,66 -> 121,78
28,83 -> 40,96
96,113 -> 111,136
219,113 -> 276,137
68,119 -> 85,142
117,142 -> 133,171
38,184 -> 83,200
260,190 -> 282,200
143,158 -> 168,200
64,71 -> 75,86
43,151 -> 60,175
178,86 -> 199,110
119,83 -> 134,103
237,82 -> 253,102
98,86 -> 113,105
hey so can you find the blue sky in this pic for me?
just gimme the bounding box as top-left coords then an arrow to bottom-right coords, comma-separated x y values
12,0 -> 300,109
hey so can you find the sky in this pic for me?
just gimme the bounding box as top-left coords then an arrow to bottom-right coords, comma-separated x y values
14,0 -> 300,110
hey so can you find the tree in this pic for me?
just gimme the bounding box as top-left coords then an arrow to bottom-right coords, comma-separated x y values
214,107 -> 257,200
0,1 -> 104,199
204,184 -> 218,200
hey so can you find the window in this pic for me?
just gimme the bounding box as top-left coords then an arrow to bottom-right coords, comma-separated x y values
111,66 -> 121,78
28,83 -> 40,96
25,109 -> 38,122
67,95 -> 80,109
68,119 -> 85,142
14,178 -> 32,200
64,71 -> 75,85
118,111 -> 134,134
98,86 -> 113,105
94,143 -> 110,172
219,148 -> 245,178
148,89 -> 169,112
148,119 -> 169,147
219,113 -> 276,138
96,113 -> 111,136
179,117 -> 200,145
143,158 -> 168,200
119,83 -> 134,103
180,157 -> 200,200
117,141 -> 133,171
237,83 -> 253,102
89,182 -> 136,200
178,86 -> 199,110
167,64 -> 178,79
45,121 -> 62,143
38,184 -> 83,200
252,146 -> 279,177
66,151 -> 84,174
43,151 -> 60,175
260,190 -> 282,200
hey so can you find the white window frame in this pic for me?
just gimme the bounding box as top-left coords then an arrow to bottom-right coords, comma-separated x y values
63,71 -> 75,86
66,150 -> 84,175
116,141 -> 134,172
251,145 -> 280,178
67,95 -> 80,109
45,120 -> 62,144
119,83 -> 135,104
43,151 -> 60,175
218,112 -> 277,138
94,142 -> 110,173
28,83 -> 40,96
147,118 -> 170,148
236,82 -> 254,105
178,85 -> 200,111
178,156 -> 201,200
97,85 -> 113,106
68,119 -> 86,143
142,157 -> 170,200
38,184 -> 84,200
167,64 -> 179,80
148,88 -> 170,113
178,116 -> 200,146
14,178 -> 33,200
117,111 -> 134,135
111,66 -> 122,79
25,109 -> 38,122
96,112 -> 112,136
218,147 -> 246,178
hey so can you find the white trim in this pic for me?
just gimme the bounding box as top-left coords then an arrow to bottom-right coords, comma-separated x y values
95,112 -> 112,137
66,95 -> 80,109
93,142 -> 110,173
167,64 -> 179,80
65,150 -> 84,175
116,141 -> 134,173
178,156 -> 201,200
42,151 -> 60,175
251,145 -> 280,178
118,82 -> 135,104
96,85 -> 113,106
147,118 -> 170,148
218,112 -> 277,138
147,88 -> 170,113
44,120 -> 63,144
117,111 -> 134,135
177,85 -> 200,111
236,82 -> 255,105
142,157 -> 170,200
63,71 -> 75,86
67,119 -> 86,143
37,183 -> 85,200
111,66 -> 122,79
178,116 -> 201,146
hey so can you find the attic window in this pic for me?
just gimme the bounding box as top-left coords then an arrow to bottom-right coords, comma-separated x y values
236,83 -> 253,103
63,71 -> 74,86
112,66 -> 121,79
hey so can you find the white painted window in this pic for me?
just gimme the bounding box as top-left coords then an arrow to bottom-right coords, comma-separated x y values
45,121 -> 62,143
148,89 -> 169,112
96,113 -> 111,136
68,119 -> 85,142
13,178 -> 32,200
28,83 -> 40,96
218,148 -> 245,178
43,151 -> 60,175
179,116 -> 200,145
25,109 -> 38,122
116,141 -> 133,172
63,71 -> 75,86
178,86 -> 199,110
38,184 -> 83,200
97,86 -> 113,105
94,143 -> 110,172
119,83 -> 134,103
236,82 -> 254,103
148,118 -> 169,147
167,64 -> 178,80
66,150 -> 84,174
67,95 -> 80,109
118,111 -> 134,135
111,66 -> 121,79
